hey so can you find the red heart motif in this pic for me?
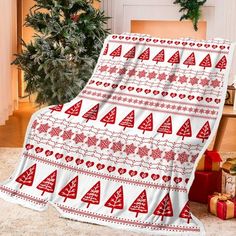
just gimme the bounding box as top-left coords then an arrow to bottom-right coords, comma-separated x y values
220,45 -> 225,50
89,80 -> 95,84
206,97 -> 212,103
182,42 -> 187,46
25,144 -> 34,150
175,41 -> 180,45
153,90 -> 159,95
136,88 -> 143,93
104,83 -> 110,87
160,40 -> 166,44
125,36 -> 131,40
197,96 -> 203,101
151,174 -> 160,181
145,89 -> 151,94
170,93 -> 177,98
35,147 -> 43,153
112,35 -> 117,39
112,84 -> 118,89
45,150 -> 53,156
188,95 -> 194,100
174,177 -> 182,184
107,166 -> 116,172
96,163 -> 105,170
197,43 -> 202,47
146,38 -> 151,42
212,45 -> 217,49
118,168 -> 126,175
75,158 -> 84,165
179,94 -> 186,99
185,178 -> 189,183
86,161 -> 94,168
153,39 -> 159,43
132,37 -> 138,41
120,85 -> 126,90
167,40 -> 173,44
96,81 -> 102,86
55,153 -> 63,159
139,38 -> 144,41
128,86 -> 134,91
189,43 -> 195,47
215,98 -> 221,104
140,172 -> 148,179
204,44 -> 210,48
65,156 -> 73,162
119,36 -> 124,39
161,91 -> 168,97
129,170 -> 138,177
162,175 -> 171,182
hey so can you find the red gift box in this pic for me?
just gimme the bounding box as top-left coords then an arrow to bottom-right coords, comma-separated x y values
208,194 -> 236,220
189,171 -> 221,203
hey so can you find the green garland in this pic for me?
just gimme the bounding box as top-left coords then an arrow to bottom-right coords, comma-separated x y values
173,0 -> 207,31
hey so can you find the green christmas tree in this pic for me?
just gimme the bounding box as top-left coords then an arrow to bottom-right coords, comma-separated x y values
13,0 -> 109,105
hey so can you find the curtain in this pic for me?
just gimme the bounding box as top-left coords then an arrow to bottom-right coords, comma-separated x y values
0,0 -> 18,125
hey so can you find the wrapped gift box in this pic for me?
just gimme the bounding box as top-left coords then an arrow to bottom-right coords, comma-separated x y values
222,158 -> 236,175
197,150 -> 222,171
189,171 -> 221,203
208,193 -> 236,220
222,170 -> 236,197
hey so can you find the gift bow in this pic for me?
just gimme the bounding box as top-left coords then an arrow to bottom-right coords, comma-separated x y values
212,192 -> 231,201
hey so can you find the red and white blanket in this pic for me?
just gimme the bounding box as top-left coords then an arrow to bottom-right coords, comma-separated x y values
0,34 -> 234,235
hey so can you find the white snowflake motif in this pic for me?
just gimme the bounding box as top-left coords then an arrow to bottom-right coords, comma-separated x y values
111,141 -> 123,153
98,138 -> 111,150
37,123 -> 50,134
86,136 -> 98,147
151,148 -> 162,160
137,146 -> 149,158
61,130 -> 74,141
177,152 -> 189,164
124,143 -> 136,155
190,154 -> 199,163
49,127 -> 62,137
73,133 -> 86,144
163,150 -> 175,162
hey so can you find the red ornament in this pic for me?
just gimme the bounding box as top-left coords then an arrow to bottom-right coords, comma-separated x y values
119,110 -> 135,130
138,113 -> 153,134
81,181 -> 101,208
65,100 -> 83,118
128,190 -> 148,217
110,45 -> 122,58
15,163 -> 36,189
183,52 -> 196,67
103,44 -> 109,55
152,49 -> 165,64
123,46 -> 136,60
215,55 -> 227,71
49,104 -> 63,113
157,116 -> 172,137
153,193 -> 173,221
179,202 -> 192,224
100,107 -> 117,127
58,176 -> 78,202
167,51 -> 180,66
176,118 -> 192,140
199,54 -> 212,69
104,186 -> 124,213
196,121 -> 211,143
138,48 -> 150,62
36,170 -> 57,196
82,103 -> 99,122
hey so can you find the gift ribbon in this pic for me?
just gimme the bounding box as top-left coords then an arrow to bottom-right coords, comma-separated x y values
204,150 -> 222,171
210,193 -> 235,219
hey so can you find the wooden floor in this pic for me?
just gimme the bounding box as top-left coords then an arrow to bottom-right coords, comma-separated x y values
0,102 -> 235,151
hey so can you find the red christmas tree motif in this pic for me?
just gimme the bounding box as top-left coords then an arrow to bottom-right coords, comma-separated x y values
138,48 -> 150,62
104,186 -> 124,213
110,45 -> 122,58
100,107 -> 117,127
196,121 -> 211,143
65,100 -> 83,118
36,170 -> 57,196
58,176 -> 78,202
128,190 -> 148,218
119,110 -> 135,130
138,113 -> 153,134
153,193 -> 173,221
123,46 -> 136,60
183,52 -> 196,67
167,51 -> 180,66
176,118 -> 192,140
49,104 -> 63,113
215,55 -> 227,71
82,103 -> 99,122
81,181 -> 101,208
157,116 -> 172,137
199,54 -> 212,69
179,202 -> 192,224
15,164 -> 36,189
103,44 -> 109,55
152,49 -> 165,64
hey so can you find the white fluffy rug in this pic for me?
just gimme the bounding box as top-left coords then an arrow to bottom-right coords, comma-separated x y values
0,148 -> 235,236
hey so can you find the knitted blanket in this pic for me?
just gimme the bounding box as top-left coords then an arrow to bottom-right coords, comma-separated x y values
0,34 -> 234,235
